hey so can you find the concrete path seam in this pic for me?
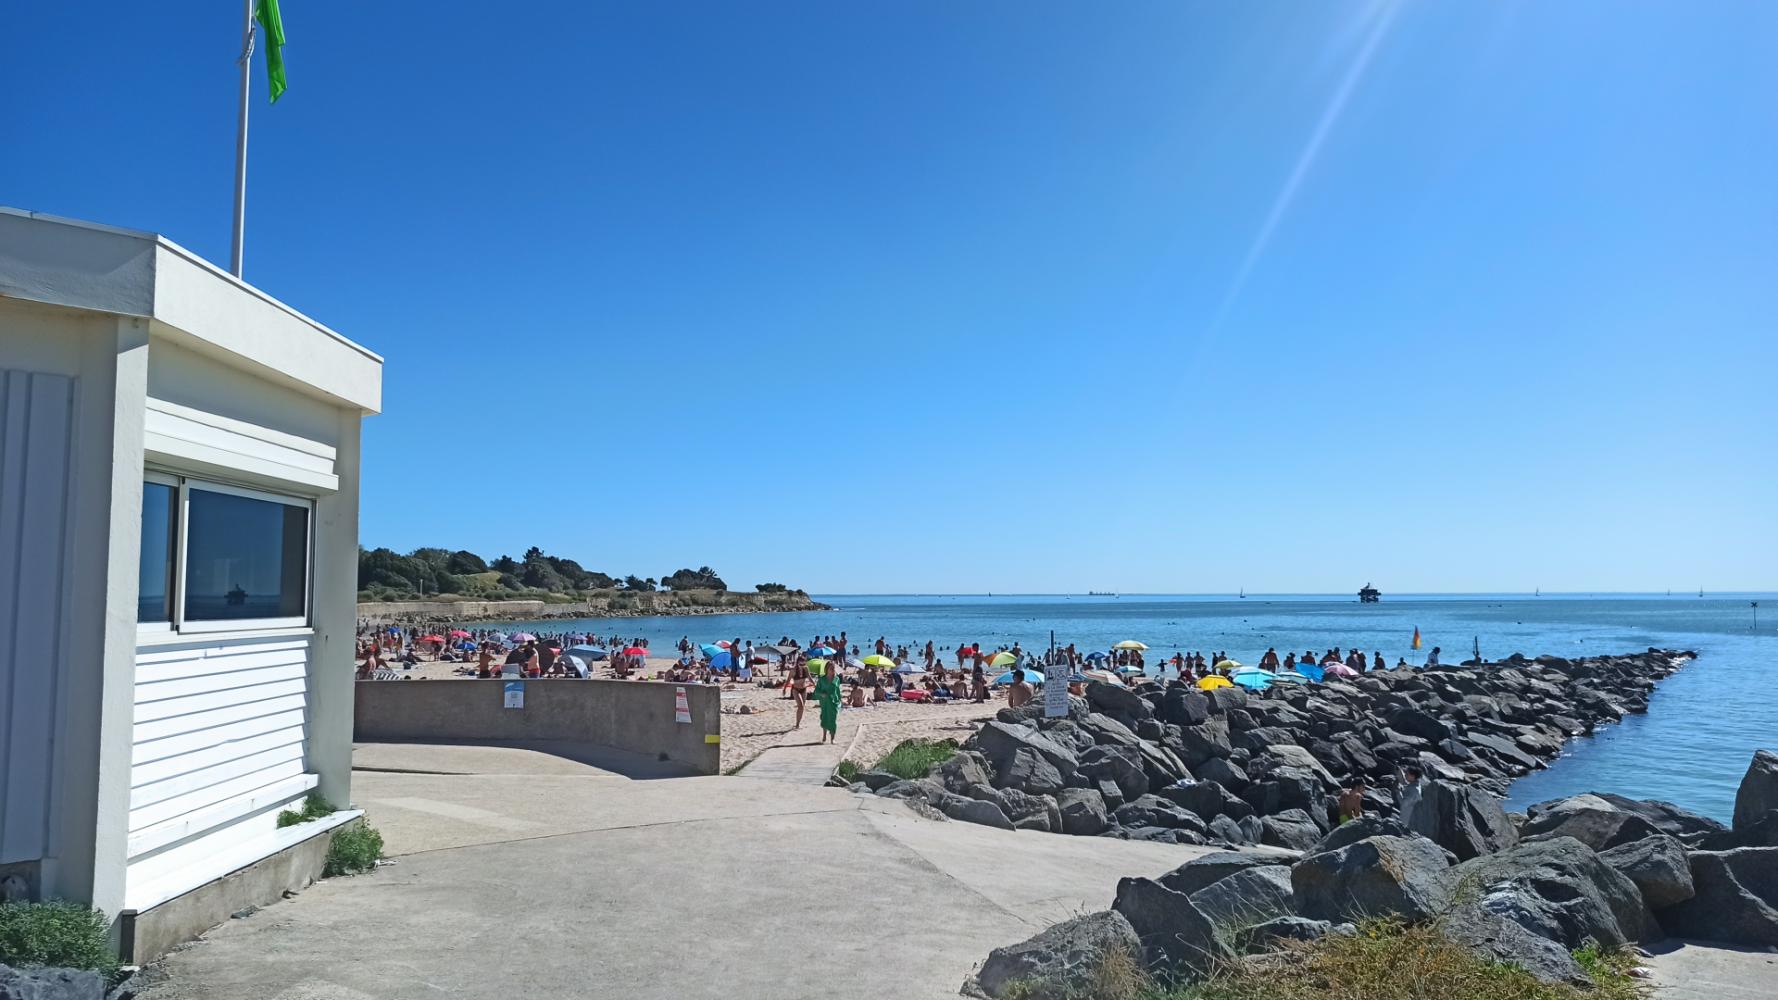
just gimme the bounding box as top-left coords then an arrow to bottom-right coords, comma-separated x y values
383,804 -> 860,859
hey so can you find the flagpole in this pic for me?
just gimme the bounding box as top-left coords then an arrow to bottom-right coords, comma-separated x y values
230,0 -> 254,278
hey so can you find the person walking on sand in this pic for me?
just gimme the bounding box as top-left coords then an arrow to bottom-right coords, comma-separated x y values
814,663 -> 842,744
788,658 -> 811,728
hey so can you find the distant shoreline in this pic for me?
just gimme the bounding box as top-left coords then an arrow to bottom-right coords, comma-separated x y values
358,591 -> 832,624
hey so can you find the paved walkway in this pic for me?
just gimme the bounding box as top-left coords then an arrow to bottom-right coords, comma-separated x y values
733,737 -> 846,783
140,743 -> 1218,1000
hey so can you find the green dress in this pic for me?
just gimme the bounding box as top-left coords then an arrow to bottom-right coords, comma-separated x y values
814,674 -> 841,734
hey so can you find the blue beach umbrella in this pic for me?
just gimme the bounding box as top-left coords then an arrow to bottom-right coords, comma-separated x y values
710,651 -> 733,669
699,643 -> 724,657
1294,663 -> 1325,683
1083,651 -> 1108,662
993,671 -> 1043,686
1272,670 -> 1309,685
1230,667 -> 1274,691
809,645 -> 835,657
566,644 -> 608,660
891,664 -> 922,674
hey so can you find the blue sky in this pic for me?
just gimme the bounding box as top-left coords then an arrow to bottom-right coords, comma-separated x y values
6,2 -> 1775,594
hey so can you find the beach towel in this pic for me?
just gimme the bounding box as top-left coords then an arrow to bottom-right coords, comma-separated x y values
814,674 -> 841,734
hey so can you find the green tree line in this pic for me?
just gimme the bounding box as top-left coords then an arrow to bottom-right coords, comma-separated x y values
357,547 -> 801,601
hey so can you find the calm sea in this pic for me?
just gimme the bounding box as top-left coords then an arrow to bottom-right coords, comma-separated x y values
499,593 -> 1777,821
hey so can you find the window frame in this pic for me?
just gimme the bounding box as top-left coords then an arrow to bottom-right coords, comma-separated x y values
136,471 -> 181,634
139,471 -> 316,636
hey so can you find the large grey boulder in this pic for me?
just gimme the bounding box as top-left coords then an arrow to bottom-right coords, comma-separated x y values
1658,847 -> 1778,946
1056,788 -> 1110,836
1163,687 -> 1211,727
1157,852 -> 1284,896
932,751 -> 994,795
1306,815 -> 1409,857
1176,720 -> 1233,767
1259,810 -> 1323,852
943,795 -> 1016,830
1111,876 -> 1233,975
1440,906 -> 1589,986
996,747 -> 1068,796
1114,795 -> 1206,833
1204,687 -> 1248,713
976,721 -> 1080,785
1733,750 -> 1778,833
1186,864 -> 1296,930
1599,834 -> 1695,909
994,787 -> 1062,833
1077,745 -> 1148,802
1086,680 -> 1153,721
1592,793 -> 1726,846
0,965 -> 105,1000
1207,815 -> 1249,845
1445,836 -> 1655,947
964,910 -> 1140,1000
1291,835 -> 1454,923
1407,780 -> 1519,861
1193,756 -> 1249,792
1521,793 -> 1662,852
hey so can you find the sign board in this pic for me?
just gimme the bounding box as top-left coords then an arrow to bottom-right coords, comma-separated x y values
1043,661 -> 1069,718
503,681 -> 524,709
673,685 -> 692,724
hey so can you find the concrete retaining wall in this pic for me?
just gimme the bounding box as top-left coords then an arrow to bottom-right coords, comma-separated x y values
358,599 -> 548,620
353,680 -> 721,775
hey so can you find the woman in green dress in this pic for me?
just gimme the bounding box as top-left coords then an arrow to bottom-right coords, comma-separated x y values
813,662 -> 842,744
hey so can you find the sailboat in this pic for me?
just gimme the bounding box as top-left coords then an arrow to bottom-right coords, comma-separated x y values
1534,587 -> 1540,597
1699,587 -> 1705,598
1238,587 -> 1246,599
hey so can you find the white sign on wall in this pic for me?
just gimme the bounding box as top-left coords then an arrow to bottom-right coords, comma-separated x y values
1044,662 -> 1069,718
503,681 -> 524,709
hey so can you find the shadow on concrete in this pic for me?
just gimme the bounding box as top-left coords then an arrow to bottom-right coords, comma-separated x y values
351,739 -> 701,780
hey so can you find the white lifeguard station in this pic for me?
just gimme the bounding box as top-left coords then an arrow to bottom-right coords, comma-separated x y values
0,207 -> 382,959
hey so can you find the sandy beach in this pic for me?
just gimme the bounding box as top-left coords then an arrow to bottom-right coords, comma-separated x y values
368,654 -> 998,773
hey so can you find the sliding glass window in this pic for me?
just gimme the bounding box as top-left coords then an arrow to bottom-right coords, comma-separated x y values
139,476 -> 313,633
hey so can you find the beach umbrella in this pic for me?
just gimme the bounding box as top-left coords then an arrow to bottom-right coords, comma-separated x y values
560,654 -> 589,678
710,651 -> 733,670
1230,667 -> 1274,691
699,643 -> 724,657
543,639 -> 561,649
809,645 -> 835,657
1272,670 -> 1309,685
1082,669 -> 1122,685
622,646 -> 648,657
1323,663 -> 1358,678
509,632 -> 536,642
1112,640 -> 1148,651
448,629 -> 472,639
715,640 -> 732,649
751,646 -> 786,661
806,658 -> 829,674
566,644 -> 608,660
418,634 -> 444,643
986,651 -> 1019,667
1295,663 -> 1326,683
860,654 -> 896,668
890,664 -> 922,674
993,671 -> 1042,686
1083,651 -> 1108,662
457,641 -> 476,651
1112,663 -> 1146,675
1213,659 -> 1242,674
1196,675 -> 1232,691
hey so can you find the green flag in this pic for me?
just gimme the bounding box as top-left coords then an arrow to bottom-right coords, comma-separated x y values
255,0 -> 287,103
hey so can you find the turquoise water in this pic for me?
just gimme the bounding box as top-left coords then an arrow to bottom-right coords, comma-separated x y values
501,593 -> 1777,820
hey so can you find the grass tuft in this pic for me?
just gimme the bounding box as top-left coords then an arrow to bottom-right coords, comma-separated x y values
323,822 -> 385,877
874,738 -> 959,780
835,759 -> 862,783
1129,919 -> 1648,1000
275,793 -> 338,829
0,899 -> 119,978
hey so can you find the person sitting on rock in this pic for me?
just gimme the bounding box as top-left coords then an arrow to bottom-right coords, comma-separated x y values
1338,780 -> 1367,824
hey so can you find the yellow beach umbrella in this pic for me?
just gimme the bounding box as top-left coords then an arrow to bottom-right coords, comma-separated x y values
986,651 -> 1019,667
1213,659 -> 1242,675
1112,640 -> 1148,651
1197,675 -> 1232,690
860,654 -> 896,668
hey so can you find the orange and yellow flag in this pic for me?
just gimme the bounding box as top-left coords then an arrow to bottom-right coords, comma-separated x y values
1411,627 -> 1422,650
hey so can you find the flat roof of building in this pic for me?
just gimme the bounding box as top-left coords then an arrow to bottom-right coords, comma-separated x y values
0,207 -> 383,413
